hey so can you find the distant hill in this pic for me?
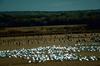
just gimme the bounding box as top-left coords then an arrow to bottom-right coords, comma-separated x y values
0,9 -> 100,28
0,9 -> 100,16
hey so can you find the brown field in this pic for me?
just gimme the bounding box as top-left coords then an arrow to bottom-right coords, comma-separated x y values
0,33 -> 100,50
0,34 -> 100,66
0,58 -> 100,66
0,26 -> 100,66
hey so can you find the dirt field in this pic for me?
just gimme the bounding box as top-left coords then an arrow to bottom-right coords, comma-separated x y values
0,33 -> 100,66
0,58 -> 100,66
0,33 -> 100,50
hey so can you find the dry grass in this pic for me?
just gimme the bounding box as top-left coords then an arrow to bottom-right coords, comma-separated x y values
0,33 -> 100,66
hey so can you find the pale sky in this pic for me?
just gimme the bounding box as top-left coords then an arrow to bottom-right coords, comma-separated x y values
0,0 -> 100,11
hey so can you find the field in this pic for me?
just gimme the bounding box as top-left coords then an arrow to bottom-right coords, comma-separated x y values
0,58 -> 100,66
0,26 -> 100,66
0,10 -> 100,66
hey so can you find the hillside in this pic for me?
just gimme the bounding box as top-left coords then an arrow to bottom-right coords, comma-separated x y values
0,9 -> 100,28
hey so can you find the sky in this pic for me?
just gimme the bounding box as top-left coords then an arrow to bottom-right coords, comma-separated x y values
0,0 -> 100,11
